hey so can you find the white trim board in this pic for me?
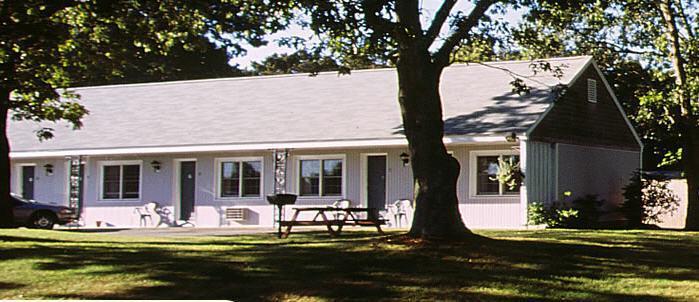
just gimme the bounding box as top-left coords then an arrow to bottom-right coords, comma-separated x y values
172,158 -> 197,221
213,156 -> 265,201
14,163 -> 36,196
96,160 -> 143,202
360,153 -> 388,208
468,149 -> 522,199
10,135 -> 520,159
294,154 -> 347,199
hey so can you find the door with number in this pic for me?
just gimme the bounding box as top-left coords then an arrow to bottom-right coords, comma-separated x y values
21,166 -> 35,200
179,161 -> 196,221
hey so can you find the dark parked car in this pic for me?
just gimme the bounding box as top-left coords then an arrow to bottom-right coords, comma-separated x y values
10,193 -> 78,229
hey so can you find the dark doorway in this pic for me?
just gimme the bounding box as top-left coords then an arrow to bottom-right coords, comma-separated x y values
367,155 -> 386,219
179,161 -> 196,221
21,166 -> 35,200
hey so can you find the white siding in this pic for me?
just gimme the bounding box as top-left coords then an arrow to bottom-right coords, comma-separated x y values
10,159 -> 70,206
10,143 -> 526,229
454,145 -> 523,229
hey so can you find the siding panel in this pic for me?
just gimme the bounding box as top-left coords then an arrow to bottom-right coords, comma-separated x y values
526,141 -> 556,204
557,144 -> 640,208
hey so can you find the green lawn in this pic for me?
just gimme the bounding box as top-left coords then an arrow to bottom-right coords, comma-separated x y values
0,229 -> 698,301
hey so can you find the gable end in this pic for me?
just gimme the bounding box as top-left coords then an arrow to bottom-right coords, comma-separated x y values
527,60 -> 642,151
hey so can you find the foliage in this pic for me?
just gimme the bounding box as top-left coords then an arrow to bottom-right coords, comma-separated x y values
528,195 -> 604,229
622,171 -> 680,227
527,201 -> 579,228
490,156 -> 524,191
570,194 -> 605,229
66,36 -> 250,87
251,49 -> 341,76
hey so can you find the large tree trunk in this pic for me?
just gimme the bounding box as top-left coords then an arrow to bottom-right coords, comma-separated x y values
683,124 -> 699,230
0,89 -> 13,228
396,52 -> 471,240
657,0 -> 699,230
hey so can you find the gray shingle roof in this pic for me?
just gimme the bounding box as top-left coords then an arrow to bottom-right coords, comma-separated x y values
8,56 -> 591,153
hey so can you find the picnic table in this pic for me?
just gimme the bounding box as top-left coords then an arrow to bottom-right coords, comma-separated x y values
279,207 -> 387,238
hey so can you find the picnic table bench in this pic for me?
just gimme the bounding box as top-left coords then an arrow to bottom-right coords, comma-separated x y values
280,207 -> 387,238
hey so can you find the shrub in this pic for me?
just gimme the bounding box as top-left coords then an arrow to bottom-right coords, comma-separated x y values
570,194 -> 605,229
527,202 -> 549,226
622,171 -> 680,227
527,201 -> 580,228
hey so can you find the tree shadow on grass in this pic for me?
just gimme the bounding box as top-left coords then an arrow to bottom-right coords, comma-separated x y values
0,282 -> 24,290
1,230 -> 697,301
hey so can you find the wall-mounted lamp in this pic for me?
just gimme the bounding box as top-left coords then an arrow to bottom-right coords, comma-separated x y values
43,164 -> 54,176
150,160 -> 162,173
505,132 -> 518,143
399,152 -> 410,166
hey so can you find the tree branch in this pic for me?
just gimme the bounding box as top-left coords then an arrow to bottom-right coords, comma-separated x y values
395,0 -> 422,43
423,0 -> 457,47
362,0 -> 400,37
432,0 -> 497,68
657,0 -> 692,118
673,0 -> 695,39
599,40 -> 665,56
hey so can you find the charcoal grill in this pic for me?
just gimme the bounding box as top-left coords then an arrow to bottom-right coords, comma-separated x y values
267,194 -> 297,238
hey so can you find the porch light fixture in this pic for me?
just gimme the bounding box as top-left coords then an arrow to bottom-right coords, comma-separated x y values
43,164 -> 54,176
150,160 -> 162,173
505,132 -> 518,143
399,152 -> 410,166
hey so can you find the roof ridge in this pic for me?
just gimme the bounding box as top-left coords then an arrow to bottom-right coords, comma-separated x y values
68,55 -> 592,91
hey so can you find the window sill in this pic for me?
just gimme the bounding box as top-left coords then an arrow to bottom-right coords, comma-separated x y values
468,194 -> 520,199
98,199 -> 142,202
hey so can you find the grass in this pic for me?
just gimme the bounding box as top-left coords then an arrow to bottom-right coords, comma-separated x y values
0,229 -> 698,301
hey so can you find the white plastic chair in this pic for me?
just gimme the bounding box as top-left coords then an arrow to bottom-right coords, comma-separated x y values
331,199 -> 353,220
392,199 -> 412,228
134,204 -> 152,227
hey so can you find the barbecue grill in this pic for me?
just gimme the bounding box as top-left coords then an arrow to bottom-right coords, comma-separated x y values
267,194 -> 297,238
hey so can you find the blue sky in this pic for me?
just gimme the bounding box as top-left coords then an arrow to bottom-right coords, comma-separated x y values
230,1 -> 524,68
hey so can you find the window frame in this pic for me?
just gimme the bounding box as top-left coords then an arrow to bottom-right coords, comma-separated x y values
469,150 -> 521,198
98,160 -> 143,201
214,156 -> 264,200
295,154 -> 346,198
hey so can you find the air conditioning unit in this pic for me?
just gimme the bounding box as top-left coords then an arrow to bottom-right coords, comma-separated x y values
225,208 -> 247,221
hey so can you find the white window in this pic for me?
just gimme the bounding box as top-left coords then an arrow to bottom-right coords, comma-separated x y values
99,161 -> 142,200
297,155 -> 345,197
469,151 -> 521,197
587,78 -> 597,103
216,157 -> 263,198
